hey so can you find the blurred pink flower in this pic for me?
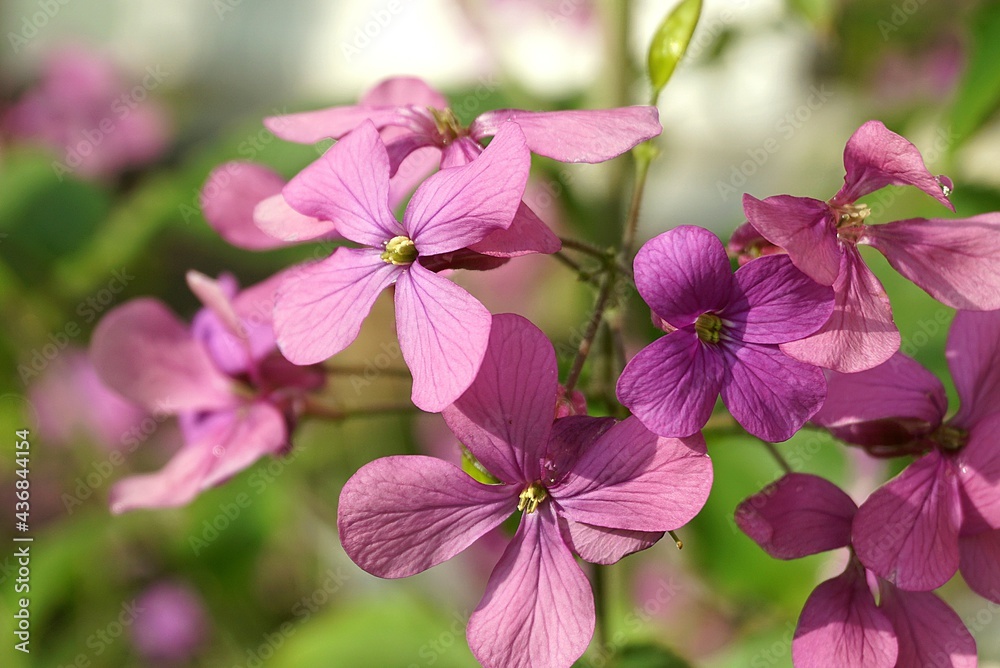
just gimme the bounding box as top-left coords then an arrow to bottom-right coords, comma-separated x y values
132,581 -> 209,664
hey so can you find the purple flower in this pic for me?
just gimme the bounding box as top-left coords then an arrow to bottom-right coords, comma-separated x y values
274,120 -> 530,411
91,271 -> 323,512
736,473 -> 977,667
812,310 -> 1000,596
131,581 -> 209,664
616,226 -> 834,442
338,314 -> 713,668
743,120 -> 1000,372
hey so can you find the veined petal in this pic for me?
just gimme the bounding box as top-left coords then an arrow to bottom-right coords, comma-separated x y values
395,263 -> 492,413
91,299 -> 235,414
404,123 -> 529,255
959,529 -> 1000,603
558,517 -> 663,565
467,506 -> 594,668
742,194 -> 842,286
633,226 -> 734,328
860,214 -> 1000,310
337,455 -> 519,578
616,331 -> 724,438
263,105 -> 410,144
792,562 -> 898,668
852,451 -> 962,591
781,249 -> 900,373
388,145 -> 442,209
735,473 -> 857,559
200,162 -> 291,250
948,310 -> 1000,428
469,106 -> 661,163
726,254 -> 835,344
834,120 -> 953,209
720,342 -> 827,443
542,416 -> 616,487
253,193 -> 336,243
956,413 -> 1000,530
442,313 -> 556,485
273,248 -> 399,365
282,121 -> 403,246
360,76 -> 447,109
553,416 -> 712,532
878,582 -> 977,668
469,201 -> 562,257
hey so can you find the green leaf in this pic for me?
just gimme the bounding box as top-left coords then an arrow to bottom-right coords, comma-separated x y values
461,443 -> 501,485
647,0 -> 702,102
613,642 -> 693,668
948,2 -> 1000,148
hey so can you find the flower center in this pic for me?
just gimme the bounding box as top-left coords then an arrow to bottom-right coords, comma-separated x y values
833,202 -> 870,243
429,107 -> 463,142
517,482 -> 548,514
380,236 -> 417,265
933,424 -> 969,451
694,313 -> 723,344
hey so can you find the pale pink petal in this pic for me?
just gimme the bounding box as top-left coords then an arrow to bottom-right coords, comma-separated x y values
442,313 -> 556,484
359,76 -> 447,108
91,299 -> 235,414
199,162 -> 290,250
834,120 -> 953,209
948,310 -> 1000,428
467,506 -> 594,668
860,214 -> 1000,309
470,106 -> 661,163
395,262 -> 492,413
273,248 -> 400,365
186,270 -> 242,339
852,451 -> 962,591
781,249 -> 900,373
792,563 -> 898,668
263,105 -> 410,144
554,416 -> 712,531
956,414 -> 1000,531
959,529 -> 1000,603
469,201 -> 562,257
337,455 -> 518,578
253,193 -> 335,243
735,473 -> 857,559
616,332 -> 725,438
282,121 -> 403,246
878,582 -> 977,668
558,517 -> 663,565
742,194 -> 842,286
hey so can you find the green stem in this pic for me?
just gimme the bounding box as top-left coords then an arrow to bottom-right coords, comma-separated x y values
593,564 -> 609,651
759,439 -> 793,474
562,271 -> 616,394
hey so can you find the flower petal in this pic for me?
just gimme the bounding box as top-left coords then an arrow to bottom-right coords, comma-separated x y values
467,506 -> 594,668
253,193 -> 336,243
337,455 -> 519,578
720,342 -> 827,442
442,313 -> 556,484
360,76 -> 447,108
959,529 -> 1000,603
200,162 -> 291,250
395,262 -> 492,413
781,249 -> 900,373
742,194 -> 842,286
948,310 -> 1000,428
878,581 -> 977,668
91,299 -> 235,413
404,123 -> 529,255
553,416 -> 712,532
833,120 -> 953,209
852,451 -> 962,591
469,201 -> 562,257
273,248 -> 399,365
616,331 -> 725,438
860,214 -> 1000,310
263,105 -> 410,144
282,121 -> 403,246
735,473 -> 857,559
956,413 -> 1000,531
470,106 -> 661,163
633,226 -> 734,328
558,517 -> 663,565
726,254 -> 835,344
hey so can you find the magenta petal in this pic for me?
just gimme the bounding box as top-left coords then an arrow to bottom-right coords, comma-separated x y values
273,248 -> 399,365
742,194 -> 842,286
467,506 -> 594,668
470,106 -> 661,163
337,455 -> 518,578
200,162 -> 291,250
559,517 -> 663,565
395,263 -> 492,413
282,121 -> 403,246
834,120 -> 954,209
253,193 -> 335,243
469,201 -> 561,257
554,416 -> 712,531
91,299 -> 235,413
792,563 -> 898,668
727,254 -> 835,344
861,214 -> 1000,310
956,414 -> 1000,530
852,451 -> 962,591
959,529 -> 1000,603
721,342 -> 826,442
633,226 -> 734,328
388,145 -> 442,209
781,249 -> 900,373
735,473 -> 857,559
404,124 -> 529,255
442,314 -> 556,484
360,76 -> 447,108
948,310 -> 1000,428
878,581 -> 977,668
617,332 -> 724,438
263,105 -> 409,144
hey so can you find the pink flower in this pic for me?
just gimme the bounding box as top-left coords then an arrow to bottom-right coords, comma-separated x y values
338,314 -> 713,668
273,120 -> 530,411
743,120 -> 1000,372
617,226 -> 834,442
91,271 -> 323,512
131,581 -> 209,664
736,473 -> 977,667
